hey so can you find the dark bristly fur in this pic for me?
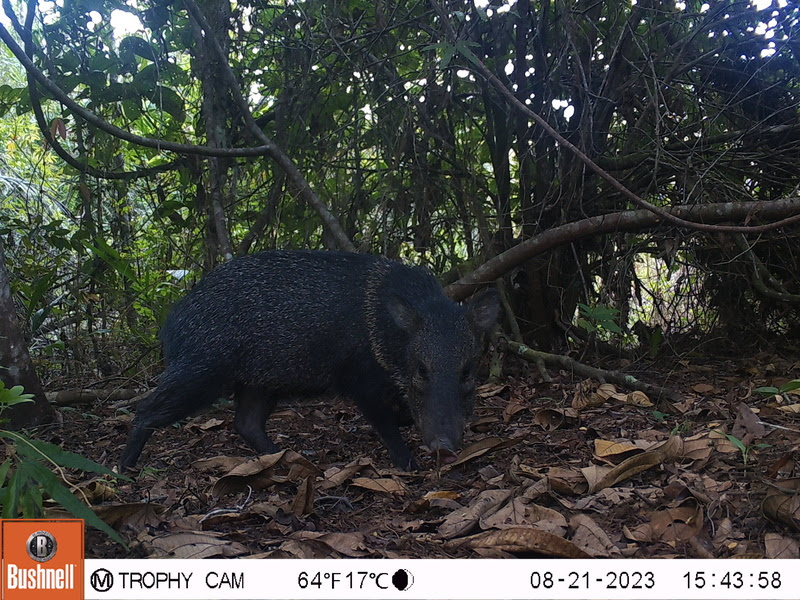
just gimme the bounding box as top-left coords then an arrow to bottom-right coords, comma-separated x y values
120,250 -> 499,471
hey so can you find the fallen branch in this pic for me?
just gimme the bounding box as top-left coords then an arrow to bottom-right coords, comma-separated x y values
45,388 -> 141,407
501,338 -> 681,407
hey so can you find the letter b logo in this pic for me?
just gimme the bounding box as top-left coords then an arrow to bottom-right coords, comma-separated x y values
27,530 -> 57,562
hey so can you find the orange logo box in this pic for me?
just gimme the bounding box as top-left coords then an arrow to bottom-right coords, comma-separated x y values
0,519 -> 84,600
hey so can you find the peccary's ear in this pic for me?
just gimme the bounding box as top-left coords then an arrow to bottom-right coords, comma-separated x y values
466,288 -> 500,334
386,294 -> 421,332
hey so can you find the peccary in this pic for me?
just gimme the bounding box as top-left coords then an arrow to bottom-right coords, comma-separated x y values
120,250 -> 499,471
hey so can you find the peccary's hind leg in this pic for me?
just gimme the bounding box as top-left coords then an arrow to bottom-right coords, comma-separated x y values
120,371 -> 221,471
120,415 -> 157,471
233,385 -> 280,455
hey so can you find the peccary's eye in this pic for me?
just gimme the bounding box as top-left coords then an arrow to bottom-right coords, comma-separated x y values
416,363 -> 429,379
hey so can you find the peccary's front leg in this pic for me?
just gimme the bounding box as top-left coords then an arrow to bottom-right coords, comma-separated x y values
357,396 -> 419,470
341,369 -> 418,470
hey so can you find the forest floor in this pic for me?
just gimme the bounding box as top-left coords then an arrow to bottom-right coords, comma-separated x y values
47,342 -> 800,560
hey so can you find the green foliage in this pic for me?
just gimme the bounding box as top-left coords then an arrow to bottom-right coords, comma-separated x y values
577,303 -> 623,335
0,0 -> 798,365
754,379 -> 800,397
669,421 -> 692,436
646,326 -> 663,359
0,381 -> 34,406
0,392 -> 128,545
715,431 -> 771,467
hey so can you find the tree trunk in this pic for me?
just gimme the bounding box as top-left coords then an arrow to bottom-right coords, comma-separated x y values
0,238 -> 53,429
190,0 -> 235,265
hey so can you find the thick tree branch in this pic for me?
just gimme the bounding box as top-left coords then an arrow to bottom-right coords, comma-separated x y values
446,197 -> 800,300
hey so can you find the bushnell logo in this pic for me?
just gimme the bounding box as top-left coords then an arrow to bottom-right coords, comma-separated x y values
26,530 -> 58,562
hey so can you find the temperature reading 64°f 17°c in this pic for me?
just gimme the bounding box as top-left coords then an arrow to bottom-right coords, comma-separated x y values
297,570 -> 413,591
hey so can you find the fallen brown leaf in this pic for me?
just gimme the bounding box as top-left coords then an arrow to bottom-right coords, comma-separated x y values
533,408 -> 566,431
290,477 -> 316,517
445,437 -> 520,469
458,526 -> 591,558
692,383 -> 715,394
625,390 -> 653,407
569,514 -> 622,557
476,383 -> 509,398
470,415 -> 500,432
588,435 -> 684,493
764,533 -> 800,559
546,467 -> 590,495
438,489 -> 512,539
212,450 -> 323,497
197,417 -> 225,431
479,497 -> 568,536
289,531 -> 369,557
761,480 -> 800,531
594,439 -> 643,460
732,403 -> 766,439
149,531 -> 249,558
192,455 -> 250,473
92,502 -> 168,530
320,457 -> 379,489
624,503 -> 704,544
350,477 -> 407,494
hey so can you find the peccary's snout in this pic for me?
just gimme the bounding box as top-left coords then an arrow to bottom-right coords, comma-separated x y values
417,393 -> 466,465
427,435 -> 460,464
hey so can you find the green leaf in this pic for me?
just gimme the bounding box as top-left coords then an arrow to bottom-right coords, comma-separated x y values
754,386 -> 780,395
454,41 -> 484,70
121,98 -> 143,121
649,327 -> 663,358
23,460 -> 127,546
83,237 -> 137,283
593,306 -> 620,320
722,432 -> 746,452
1,469 -> 21,518
0,459 -> 11,488
13,436 -> 128,480
24,273 -> 57,322
601,321 -> 623,334
149,86 -> 186,123
0,382 -> 34,407
119,35 -> 158,64
440,45 -> 456,69
19,471 -> 43,518
779,379 -> 800,393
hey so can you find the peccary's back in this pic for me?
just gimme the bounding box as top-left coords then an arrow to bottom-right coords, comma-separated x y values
159,250 -> 441,391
